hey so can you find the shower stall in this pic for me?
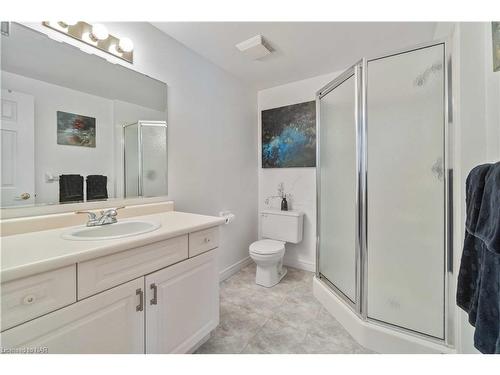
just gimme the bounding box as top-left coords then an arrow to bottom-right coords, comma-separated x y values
123,120 -> 168,198
315,40 -> 453,351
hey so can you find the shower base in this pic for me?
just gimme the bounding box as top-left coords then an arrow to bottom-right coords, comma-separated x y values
313,277 -> 455,354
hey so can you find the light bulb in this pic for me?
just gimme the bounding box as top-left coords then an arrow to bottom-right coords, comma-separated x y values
89,23 -> 109,41
117,37 -> 134,53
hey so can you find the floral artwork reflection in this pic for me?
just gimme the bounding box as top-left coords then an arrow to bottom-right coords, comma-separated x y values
57,111 -> 96,147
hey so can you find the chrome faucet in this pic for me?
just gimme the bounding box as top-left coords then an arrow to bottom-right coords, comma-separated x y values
76,207 -> 124,227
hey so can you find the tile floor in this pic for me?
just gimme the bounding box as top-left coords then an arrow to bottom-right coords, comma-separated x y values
195,263 -> 373,354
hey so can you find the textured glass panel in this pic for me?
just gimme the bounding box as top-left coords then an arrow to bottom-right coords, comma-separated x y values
124,124 -> 139,198
141,124 -> 167,197
493,22 -> 500,72
366,44 -> 445,338
319,75 -> 357,302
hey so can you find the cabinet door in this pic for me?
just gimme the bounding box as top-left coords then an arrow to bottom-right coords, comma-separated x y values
145,249 -> 219,354
1,278 -> 145,354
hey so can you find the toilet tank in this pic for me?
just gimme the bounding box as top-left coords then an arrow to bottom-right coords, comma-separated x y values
260,210 -> 304,243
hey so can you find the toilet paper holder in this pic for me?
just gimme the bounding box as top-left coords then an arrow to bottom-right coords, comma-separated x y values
219,211 -> 235,225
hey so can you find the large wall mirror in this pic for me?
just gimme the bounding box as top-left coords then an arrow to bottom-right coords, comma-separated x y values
0,23 -> 168,214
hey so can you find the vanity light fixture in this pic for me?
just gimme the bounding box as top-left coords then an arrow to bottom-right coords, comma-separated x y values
89,23 -> 109,42
57,21 -> 78,29
116,37 -> 134,53
42,21 -> 134,63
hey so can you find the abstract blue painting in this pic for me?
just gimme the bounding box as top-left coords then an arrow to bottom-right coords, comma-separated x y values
261,101 -> 316,168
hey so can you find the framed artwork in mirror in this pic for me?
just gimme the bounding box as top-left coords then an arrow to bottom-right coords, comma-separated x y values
57,111 -> 96,147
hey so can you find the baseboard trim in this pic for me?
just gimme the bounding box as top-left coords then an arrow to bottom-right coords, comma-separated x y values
283,257 -> 315,272
219,256 -> 253,282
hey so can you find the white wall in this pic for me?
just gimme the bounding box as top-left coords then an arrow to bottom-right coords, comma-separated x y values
2,71 -> 115,204
456,22 -> 499,354
435,22 -> 500,354
257,72 -> 340,272
24,22 -> 258,277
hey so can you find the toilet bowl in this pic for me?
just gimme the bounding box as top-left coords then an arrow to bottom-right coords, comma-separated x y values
249,210 -> 304,288
249,239 -> 287,287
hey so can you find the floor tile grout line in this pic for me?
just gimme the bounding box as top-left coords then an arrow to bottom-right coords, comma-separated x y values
239,314 -> 272,354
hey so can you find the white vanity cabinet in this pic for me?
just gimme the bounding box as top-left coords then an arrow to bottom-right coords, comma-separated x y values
145,249 -> 219,353
1,277 -> 145,354
1,265 -> 76,331
77,234 -> 189,299
0,224 -> 221,354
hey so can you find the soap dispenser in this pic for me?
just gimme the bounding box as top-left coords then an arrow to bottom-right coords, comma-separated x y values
281,196 -> 288,211
278,182 -> 288,211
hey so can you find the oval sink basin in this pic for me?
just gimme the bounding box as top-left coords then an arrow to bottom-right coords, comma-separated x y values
62,221 -> 161,241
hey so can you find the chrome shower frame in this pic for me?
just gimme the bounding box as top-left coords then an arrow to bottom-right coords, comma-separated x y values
123,120 -> 168,198
315,38 -> 455,348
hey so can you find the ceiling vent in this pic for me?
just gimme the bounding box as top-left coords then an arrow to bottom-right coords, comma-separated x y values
235,35 -> 272,60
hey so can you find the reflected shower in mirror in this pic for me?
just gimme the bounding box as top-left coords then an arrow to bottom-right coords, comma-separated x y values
124,121 -> 167,198
0,22 -> 167,209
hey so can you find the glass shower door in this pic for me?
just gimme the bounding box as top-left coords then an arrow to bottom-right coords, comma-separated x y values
318,67 -> 360,304
366,44 -> 445,338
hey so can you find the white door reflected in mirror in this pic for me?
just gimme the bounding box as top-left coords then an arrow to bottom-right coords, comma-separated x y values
1,89 -> 35,207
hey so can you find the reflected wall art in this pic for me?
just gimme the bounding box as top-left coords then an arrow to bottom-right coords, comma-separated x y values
57,111 -> 96,147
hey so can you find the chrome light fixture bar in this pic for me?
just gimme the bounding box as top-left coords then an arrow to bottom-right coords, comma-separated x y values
42,21 -> 134,63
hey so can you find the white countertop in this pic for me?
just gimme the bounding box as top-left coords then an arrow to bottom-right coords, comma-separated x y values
0,211 -> 225,283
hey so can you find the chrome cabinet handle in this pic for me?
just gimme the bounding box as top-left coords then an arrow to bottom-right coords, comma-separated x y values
23,294 -> 36,305
150,283 -> 158,305
136,288 -> 144,312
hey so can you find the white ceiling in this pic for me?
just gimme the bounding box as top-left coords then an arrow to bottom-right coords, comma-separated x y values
153,22 -> 437,90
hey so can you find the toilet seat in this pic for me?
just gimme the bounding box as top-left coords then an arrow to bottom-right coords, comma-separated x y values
249,239 -> 285,255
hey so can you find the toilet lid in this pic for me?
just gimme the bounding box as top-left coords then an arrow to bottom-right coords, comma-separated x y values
249,239 -> 285,255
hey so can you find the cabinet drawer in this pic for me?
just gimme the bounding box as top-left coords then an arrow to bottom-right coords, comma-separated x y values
1,277 -> 144,354
1,265 -> 76,331
78,235 -> 188,299
189,227 -> 219,258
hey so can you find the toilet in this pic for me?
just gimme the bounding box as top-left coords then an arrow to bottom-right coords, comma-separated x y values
249,210 -> 304,287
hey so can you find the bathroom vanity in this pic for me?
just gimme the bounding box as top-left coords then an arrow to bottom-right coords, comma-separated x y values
0,24 -> 224,354
0,210 -> 225,354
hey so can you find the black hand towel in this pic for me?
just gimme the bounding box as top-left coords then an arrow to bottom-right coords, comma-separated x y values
59,174 -> 84,203
86,175 -> 108,201
457,164 -> 491,312
457,162 -> 500,354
